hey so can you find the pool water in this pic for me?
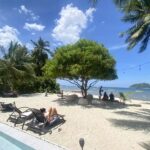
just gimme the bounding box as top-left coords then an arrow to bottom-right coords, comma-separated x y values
0,131 -> 35,150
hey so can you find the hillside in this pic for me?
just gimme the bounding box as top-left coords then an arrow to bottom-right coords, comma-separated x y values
130,83 -> 150,89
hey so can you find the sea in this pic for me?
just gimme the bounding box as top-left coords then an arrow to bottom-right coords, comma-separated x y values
60,85 -> 150,101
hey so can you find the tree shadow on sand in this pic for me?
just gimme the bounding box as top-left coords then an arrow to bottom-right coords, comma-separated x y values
52,98 -> 79,106
139,141 -> 150,150
20,93 -> 43,97
84,101 -> 127,109
114,109 -> 150,121
52,97 -> 127,109
108,119 -> 150,131
108,108 -> 150,132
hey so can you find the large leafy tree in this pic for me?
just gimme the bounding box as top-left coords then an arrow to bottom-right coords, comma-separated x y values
31,38 -> 51,76
44,39 -> 117,98
0,42 -> 35,91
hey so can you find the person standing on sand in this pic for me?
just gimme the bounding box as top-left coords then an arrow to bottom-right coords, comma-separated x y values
99,86 -> 103,100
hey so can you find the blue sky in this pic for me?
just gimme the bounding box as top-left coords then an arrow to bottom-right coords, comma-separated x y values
0,0 -> 150,87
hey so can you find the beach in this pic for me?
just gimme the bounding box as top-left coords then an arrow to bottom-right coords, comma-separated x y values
0,92 -> 150,150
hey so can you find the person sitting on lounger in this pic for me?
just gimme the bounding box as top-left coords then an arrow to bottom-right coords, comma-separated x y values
109,92 -> 115,101
40,107 -> 58,122
102,92 -> 109,101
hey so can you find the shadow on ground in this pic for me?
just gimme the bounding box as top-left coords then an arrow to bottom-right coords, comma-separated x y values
20,93 -> 43,97
108,108 -> 150,131
108,119 -> 150,131
143,102 -> 150,105
52,97 -> 128,109
139,141 -> 150,150
114,109 -> 150,121
84,101 -> 127,109
24,119 -> 66,135
52,98 -> 79,106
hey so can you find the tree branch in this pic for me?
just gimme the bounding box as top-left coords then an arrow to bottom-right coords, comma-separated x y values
87,80 -> 98,90
65,79 -> 81,89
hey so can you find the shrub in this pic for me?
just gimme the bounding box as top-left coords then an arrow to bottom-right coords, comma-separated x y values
119,92 -> 127,103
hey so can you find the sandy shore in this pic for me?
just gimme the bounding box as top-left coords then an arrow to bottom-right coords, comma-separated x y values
0,92 -> 150,150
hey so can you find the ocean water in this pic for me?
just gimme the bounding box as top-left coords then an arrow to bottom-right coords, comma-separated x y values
60,85 -> 150,101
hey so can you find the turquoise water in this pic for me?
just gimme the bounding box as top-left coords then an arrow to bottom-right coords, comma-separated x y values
0,131 -> 35,150
60,85 -> 150,101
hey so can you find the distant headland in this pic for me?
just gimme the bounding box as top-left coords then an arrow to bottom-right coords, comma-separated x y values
130,83 -> 150,89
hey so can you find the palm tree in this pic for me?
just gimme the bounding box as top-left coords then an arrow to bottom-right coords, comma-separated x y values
0,42 -> 35,91
91,0 -> 150,52
31,38 -> 51,76
114,0 -> 150,52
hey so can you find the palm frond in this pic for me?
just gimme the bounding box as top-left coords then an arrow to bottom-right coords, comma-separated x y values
140,28 -> 150,52
116,0 -> 150,51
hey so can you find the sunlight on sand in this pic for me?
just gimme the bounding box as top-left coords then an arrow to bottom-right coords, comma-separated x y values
0,92 -> 150,150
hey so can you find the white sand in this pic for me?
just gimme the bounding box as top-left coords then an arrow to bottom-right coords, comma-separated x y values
0,92 -> 150,150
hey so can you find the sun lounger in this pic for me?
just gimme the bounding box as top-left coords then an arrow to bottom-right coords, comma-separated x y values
0,102 -> 15,112
25,109 -> 65,134
7,106 -> 34,129
2,92 -> 18,97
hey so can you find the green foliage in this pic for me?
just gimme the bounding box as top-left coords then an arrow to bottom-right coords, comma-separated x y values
15,76 -> 60,93
119,92 -> 127,102
0,40 -> 60,95
0,42 -> 35,91
44,39 -> 117,80
114,0 -> 150,52
31,37 -> 51,76
44,39 -> 117,97
119,92 -> 133,103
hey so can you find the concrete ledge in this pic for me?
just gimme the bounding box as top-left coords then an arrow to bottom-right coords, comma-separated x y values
0,123 -> 68,150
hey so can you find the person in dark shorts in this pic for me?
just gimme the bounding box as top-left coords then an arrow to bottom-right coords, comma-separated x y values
99,86 -> 103,100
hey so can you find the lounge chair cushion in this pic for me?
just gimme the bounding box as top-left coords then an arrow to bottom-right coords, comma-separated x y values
49,116 -> 60,125
21,111 -> 32,117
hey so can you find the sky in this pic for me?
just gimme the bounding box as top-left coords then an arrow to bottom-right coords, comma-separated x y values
0,0 -> 150,87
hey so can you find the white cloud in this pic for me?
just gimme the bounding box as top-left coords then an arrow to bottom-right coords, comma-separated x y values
85,8 -> 95,22
0,25 -> 21,48
24,23 -> 45,31
19,5 -> 29,14
109,44 -> 127,51
26,43 -> 33,50
52,4 -> 96,45
19,5 -> 39,21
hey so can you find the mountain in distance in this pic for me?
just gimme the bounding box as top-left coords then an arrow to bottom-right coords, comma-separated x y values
130,83 -> 150,89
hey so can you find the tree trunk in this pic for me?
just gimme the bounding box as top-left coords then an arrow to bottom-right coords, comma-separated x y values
83,88 -> 87,98
81,79 -> 88,98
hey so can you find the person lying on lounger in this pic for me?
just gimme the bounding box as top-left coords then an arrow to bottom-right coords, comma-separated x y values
40,107 -> 58,122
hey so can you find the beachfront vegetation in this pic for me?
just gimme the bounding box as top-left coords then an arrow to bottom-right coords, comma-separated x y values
119,92 -> 127,103
44,39 -> 117,98
31,38 -> 51,76
0,39 -> 59,95
0,42 -> 35,92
